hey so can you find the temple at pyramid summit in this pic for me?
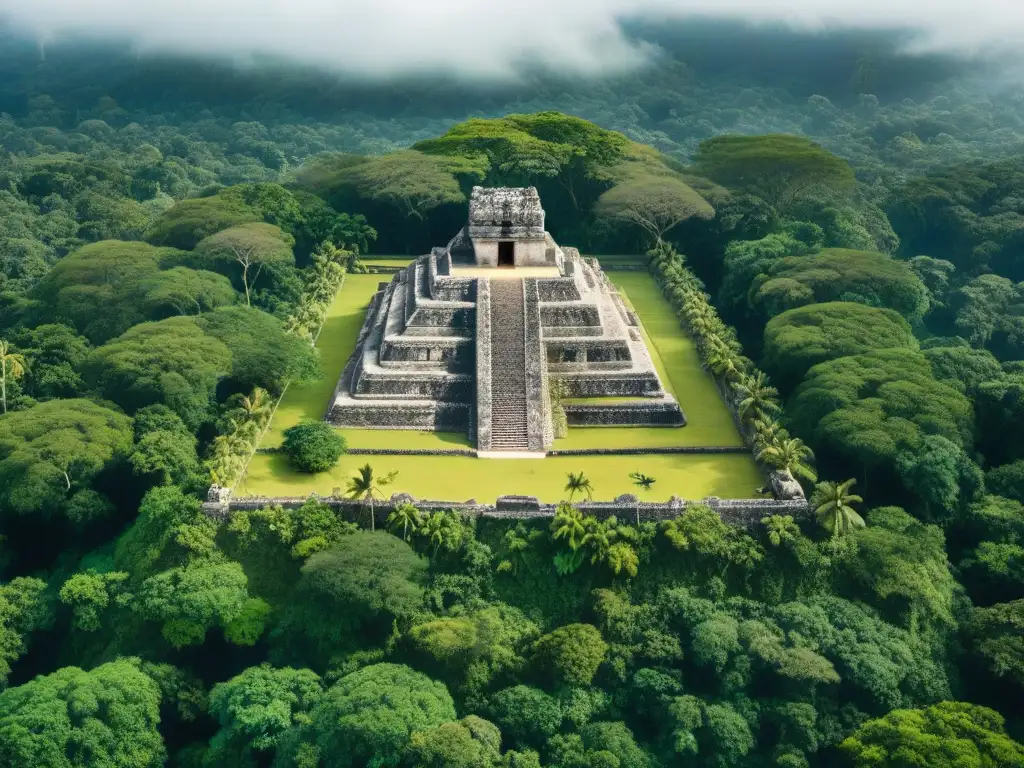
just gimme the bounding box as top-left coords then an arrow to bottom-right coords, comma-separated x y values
326,186 -> 685,456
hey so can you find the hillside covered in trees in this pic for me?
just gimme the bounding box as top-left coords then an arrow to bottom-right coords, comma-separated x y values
1,19 -> 1024,768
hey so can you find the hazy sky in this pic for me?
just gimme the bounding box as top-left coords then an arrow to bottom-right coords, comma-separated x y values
2,1 -> 1020,77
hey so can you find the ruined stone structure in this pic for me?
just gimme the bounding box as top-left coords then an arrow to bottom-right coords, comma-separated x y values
326,186 -> 685,455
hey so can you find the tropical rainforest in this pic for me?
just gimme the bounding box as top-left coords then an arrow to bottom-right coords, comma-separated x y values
1,18 -> 1024,768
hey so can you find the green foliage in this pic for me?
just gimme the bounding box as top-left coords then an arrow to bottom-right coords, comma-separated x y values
289,663 -> 456,768
6,323 -> 90,400
986,461 -> 1024,503
965,600 -> 1024,690
763,302 -> 917,391
888,158 -> 1024,275
114,485 -> 213,579
486,685 -> 562,749
750,248 -> 929,321
788,349 -> 973,484
0,398 -> 132,518
282,533 -> 426,659
532,623 -> 608,687
595,174 -> 714,244
207,664 -> 323,764
924,344 -> 1004,396
329,150 -> 475,220
197,305 -> 318,393
58,570 -> 128,631
146,194 -> 261,250
81,316 -> 232,428
0,577 -> 52,687
0,659 -> 165,767
693,134 -> 855,210
841,507 -> 958,631
33,239 -> 205,342
406,716 -> 503,768
282,420 -> 347,473
190,222 -> 296,306
840,701 -> 1024,767
133,560 -> 256,648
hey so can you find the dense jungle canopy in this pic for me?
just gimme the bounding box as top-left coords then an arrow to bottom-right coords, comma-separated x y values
1,18 -> 1024,768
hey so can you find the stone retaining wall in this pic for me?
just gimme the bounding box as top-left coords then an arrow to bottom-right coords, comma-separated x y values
523,278 -> 547,452
206,492 -> 809,528
563,401 -> 686,427
474,278 -> 492,450
548,445 -> 745,456
541,305 -> 601,328
327,401 -> 470,430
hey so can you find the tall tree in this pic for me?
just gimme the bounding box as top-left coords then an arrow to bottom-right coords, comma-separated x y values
193,223 -> 296,306
80,316 -> 232,428
0,659 -> 165,767
595,174 -> 714,246
628,472 -> 656,526
564,472 -> 594,503
0,398 -> 132,519
811,479 -> 865,537
0,340 -> 26,414
840,701 -> 1024,767
345,463 -> 397,532
693,134 -> 855,211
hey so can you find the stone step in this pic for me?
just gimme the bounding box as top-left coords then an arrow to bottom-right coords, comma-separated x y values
485,278 -> 529,451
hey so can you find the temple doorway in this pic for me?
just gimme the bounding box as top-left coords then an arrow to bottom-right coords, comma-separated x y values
498,241 -> 515,267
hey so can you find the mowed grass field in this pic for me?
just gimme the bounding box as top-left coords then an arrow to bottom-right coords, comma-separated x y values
243,267 -> 761,502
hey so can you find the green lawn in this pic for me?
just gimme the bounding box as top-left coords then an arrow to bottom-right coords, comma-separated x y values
243,451 -> 764,503
244,269 -> 759,502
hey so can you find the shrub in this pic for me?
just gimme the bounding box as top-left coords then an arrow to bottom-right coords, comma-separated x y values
282,420 -> 347,473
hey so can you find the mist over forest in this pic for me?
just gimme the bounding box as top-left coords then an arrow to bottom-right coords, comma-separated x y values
2,11 -> 1024,768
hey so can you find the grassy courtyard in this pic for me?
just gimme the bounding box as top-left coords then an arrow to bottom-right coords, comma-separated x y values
243,267 -> 761,502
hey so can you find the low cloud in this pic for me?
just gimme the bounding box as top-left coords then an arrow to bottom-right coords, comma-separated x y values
3,1 -> 1021,78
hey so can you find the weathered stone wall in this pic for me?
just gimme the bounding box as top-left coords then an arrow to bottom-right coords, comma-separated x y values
474,278 -> 493,450
523,278 -> 546,452
406,306 -> 475,330
559,372 -> 662,397
541,305 -> 602,327
326,401 -> 470,430
207,492 -> 809,528
563,401 -> 686,427
380,337 -> 473,370
353,372 -> 472,400
538,278 -> 582,302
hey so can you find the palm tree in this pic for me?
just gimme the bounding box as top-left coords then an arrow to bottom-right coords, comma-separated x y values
419,510 -> 461,557
564,472 -> 593,503
757,437 -> 817,483
0,340 -> 26,414
752,417 -> 785,451
239,387 -> 273,427
345,464 -> 398,532
705,344 -> 745,384
733,371 -> 781,424
551,502 -> 586,551
387,502 -> 422,541
811,479 -> 865,537
628,472 -> 656,526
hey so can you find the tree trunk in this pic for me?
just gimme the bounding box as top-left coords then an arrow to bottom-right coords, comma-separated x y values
241,262 -> 251,306
1,364 -> 6,414
370,498 -> 375,532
